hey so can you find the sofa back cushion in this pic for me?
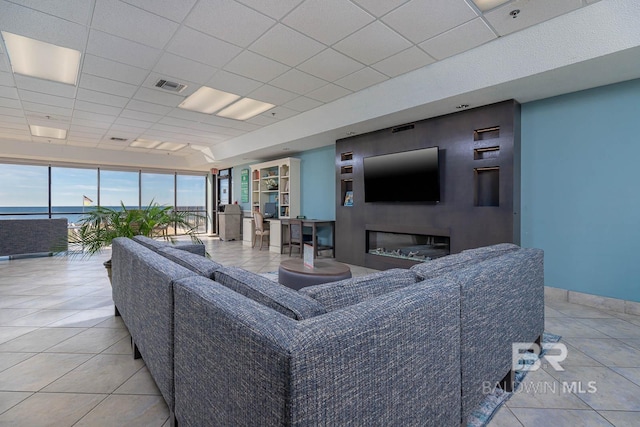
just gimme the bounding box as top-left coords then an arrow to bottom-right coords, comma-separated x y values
410,243 -> 520,280
132,235 -> 206,256
214,267 -> 327,320
158,246 -> 222,279
299,268 -> 419,311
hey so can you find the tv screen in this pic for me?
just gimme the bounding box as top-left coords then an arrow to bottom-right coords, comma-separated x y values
364,146 -> 440,203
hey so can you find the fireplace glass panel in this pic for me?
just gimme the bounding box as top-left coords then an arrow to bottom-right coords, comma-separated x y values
366,231 -> 450,262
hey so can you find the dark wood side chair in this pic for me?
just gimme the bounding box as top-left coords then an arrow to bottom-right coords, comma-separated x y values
288,219 -> 303,257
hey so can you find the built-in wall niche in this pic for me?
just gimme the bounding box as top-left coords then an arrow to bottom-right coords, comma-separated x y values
340,151 -> 353,161
474,167 -> 500,207
340,165 -> 353,174
474,146 -> 500,160
366,230 -> 450,262
474,126 -> 500,141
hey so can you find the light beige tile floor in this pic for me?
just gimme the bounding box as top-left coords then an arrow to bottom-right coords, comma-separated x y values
0,236 -> 638,426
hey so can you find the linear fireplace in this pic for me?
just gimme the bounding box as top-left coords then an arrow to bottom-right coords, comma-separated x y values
366,230 -> 450,263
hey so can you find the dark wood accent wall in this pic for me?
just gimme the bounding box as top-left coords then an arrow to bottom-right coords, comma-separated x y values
335,100 -> 521,270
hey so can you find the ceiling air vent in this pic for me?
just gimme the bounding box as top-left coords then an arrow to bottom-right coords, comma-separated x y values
391,124 -> 415,133
110,137 -> 128,142
155,79 -> 187,93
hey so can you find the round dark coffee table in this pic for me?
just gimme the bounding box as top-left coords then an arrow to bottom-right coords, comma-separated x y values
278,258 -> 352,290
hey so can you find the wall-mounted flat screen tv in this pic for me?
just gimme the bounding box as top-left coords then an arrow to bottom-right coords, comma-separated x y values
363,146 -> 440,203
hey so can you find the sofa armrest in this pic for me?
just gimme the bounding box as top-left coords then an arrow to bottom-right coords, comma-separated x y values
173,275 -> 461,427
174,243 -> 206,256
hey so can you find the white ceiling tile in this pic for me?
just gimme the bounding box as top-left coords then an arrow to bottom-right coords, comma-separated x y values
21,101 -> 72,118
247,85 -> 298,105
82,55 -> 148,86
334,67 -> 388,91
0,106 -> 24,117
419,18 -> 496,60
71,117 -> 112,129
5,0 -> 93,24
0,118 -> 27,130
18,90 -> 75,108
87,30 -> 162,70
0,71 -> 14,86
154,53 -> 217,85
167,27 -> 242,69
92,0 -> 180,49
283,0 -> 375,45
246,114 -> 277,126
351,0 -> 410,17
126,99 -> 174,116
119,108 -> 164,123
269,69 -> 327,95
72,110 -> 117,124
133,87 -> 184,108
185,0 -> 275,48
298,49 -> 364,81
79,74 -> 138,98
334,21 -> 412,65
120,0 -> 198,22
0,114 -> 27,125
25,112 -> 69,126
382,0 -> 478,43
0,96 -> 20,108
0,53 -> 9,73
224,51 -> 290,82
261,105 -> 298,120
283,96 -> 323,112
68,125 -> 106,136
371,46 -> 435,78
0,86 -> 18,99
114,117 -> 154,129
485,0 -> 583,36
13,75 -> 76,99
0,1 -> 88,51
206,71 -> 263,96
236,0 -> 304,19
249,24 -> 325,68
109,123 -> 151,134
74,100 -> 123,116
76,88 -> 129,108
67,140 -> 99,148
306,83 -> 352,103
97,143 -> 127,150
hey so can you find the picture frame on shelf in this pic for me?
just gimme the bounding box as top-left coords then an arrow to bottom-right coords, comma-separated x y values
344,191 -> 354,206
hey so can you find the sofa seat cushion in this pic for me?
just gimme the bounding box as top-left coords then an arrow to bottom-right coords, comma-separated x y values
158,246 -> 222,279
299,268 -> 419,311
214,267 -> 327,320
410,243 -> 520,280
132,235 -> 206,256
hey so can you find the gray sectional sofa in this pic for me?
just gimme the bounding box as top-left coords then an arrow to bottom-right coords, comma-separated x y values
111,237 -> 544,426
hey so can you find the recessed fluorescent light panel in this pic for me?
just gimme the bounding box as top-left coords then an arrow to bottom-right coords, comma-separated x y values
29,125 -> 67,139
216,98 -> 275,121
178,86 -> 240,114
2,31 -> 81,85
156,142 -> 187,151
130,139 -> 161,148
471,0 -> 511,12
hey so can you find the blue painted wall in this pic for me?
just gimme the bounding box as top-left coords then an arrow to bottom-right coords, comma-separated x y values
521,78 -> 640,302
298,145 -> 336,220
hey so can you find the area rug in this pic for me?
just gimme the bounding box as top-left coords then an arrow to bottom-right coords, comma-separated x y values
467,332 -> 562,427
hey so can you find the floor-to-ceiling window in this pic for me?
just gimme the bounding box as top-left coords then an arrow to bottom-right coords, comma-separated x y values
177,174 -> 207,233
51,166 -> 98,225
99,170 -> 140,209
0,161 -> 208,235
0,163 -> 49,218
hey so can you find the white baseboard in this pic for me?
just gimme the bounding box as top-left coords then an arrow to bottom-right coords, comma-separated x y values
545,286 -> 640,316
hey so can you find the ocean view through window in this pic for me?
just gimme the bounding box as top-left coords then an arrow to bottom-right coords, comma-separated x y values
0,162 -> 207,234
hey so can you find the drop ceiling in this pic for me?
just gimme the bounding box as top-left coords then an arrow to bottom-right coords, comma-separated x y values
0,0 -> 638,171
